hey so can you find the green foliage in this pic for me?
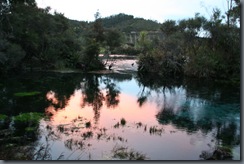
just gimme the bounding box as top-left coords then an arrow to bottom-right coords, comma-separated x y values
138,6 -> 240,81
1,2 -> 82,73
14,91 -> 41,97
1,0 -> 240,82
104,28 -> 122,52
102,13 -> 161,32
0,38 -> 26,74
77,11 -> 107,71
115,45 -> 140,56
160,20 -> 178,36
136,31 -> 153,54
81,40 -> 104,70
138,49 -> 184,77
12,112 -> 43,142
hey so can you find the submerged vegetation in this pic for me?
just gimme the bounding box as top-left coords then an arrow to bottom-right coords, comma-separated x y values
0,71 -> 240,160
0,112 -> 44,159
14,91 -> 41,97
13,112 -> 43,125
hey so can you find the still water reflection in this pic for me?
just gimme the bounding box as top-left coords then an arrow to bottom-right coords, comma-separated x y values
31,72 -> 240,160
0,70 -> 240,160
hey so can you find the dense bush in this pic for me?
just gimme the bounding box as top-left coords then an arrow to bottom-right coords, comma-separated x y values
137,3 -> 240,82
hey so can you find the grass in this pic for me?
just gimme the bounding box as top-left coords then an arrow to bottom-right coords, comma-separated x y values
14,91 -> 41,97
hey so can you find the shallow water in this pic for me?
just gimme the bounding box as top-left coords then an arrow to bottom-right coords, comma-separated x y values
0,59 -> 240,160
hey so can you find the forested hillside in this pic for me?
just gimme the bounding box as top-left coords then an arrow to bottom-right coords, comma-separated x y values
101,13 -> 161,32
68,13 -> 161,33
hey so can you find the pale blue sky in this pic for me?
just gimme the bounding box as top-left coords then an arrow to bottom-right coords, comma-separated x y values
36,0 -> 228,23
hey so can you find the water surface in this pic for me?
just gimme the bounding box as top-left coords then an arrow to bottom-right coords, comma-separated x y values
0,60 -> 240,160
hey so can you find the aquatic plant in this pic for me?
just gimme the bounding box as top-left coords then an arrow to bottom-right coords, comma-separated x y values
135,122 -> 143,128
12,112 -> 43,141
57,125 -> 65,133
112,145 -> 148,160
13,112 -> 43,127
114,122 -> 120,128
120,118 -> 126,126
82,131 -> 93,140
14,91 -> 41,97
85,121 -> 91,128
149,126 -> 164,136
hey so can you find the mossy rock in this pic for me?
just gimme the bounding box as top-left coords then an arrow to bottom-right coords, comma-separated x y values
14,91 -> 41,97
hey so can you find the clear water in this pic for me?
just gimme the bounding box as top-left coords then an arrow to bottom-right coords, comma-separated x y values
0,62 -> 240,160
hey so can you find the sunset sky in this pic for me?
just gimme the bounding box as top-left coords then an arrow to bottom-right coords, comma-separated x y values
36,0 -> 228,23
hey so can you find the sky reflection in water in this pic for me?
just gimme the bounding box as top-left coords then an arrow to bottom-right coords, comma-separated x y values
36,73 -> 240,160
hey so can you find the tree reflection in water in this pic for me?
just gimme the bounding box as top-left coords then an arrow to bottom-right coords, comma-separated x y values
45,73 -> 121,124
80,74 -> 120,123
0,71 -> 239,160
81,74 -> 105,123
135,72 -> 240,160
43,72 -> 239,160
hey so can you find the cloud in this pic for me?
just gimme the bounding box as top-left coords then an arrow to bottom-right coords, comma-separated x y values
36,0 -> 227,23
